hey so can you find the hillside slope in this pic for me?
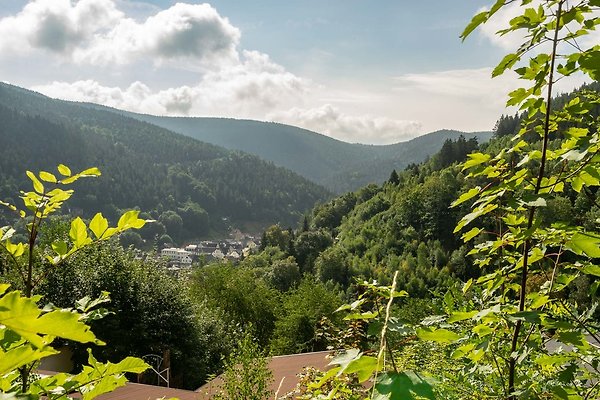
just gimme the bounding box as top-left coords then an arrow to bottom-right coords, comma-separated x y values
0,83 -> 330,242
121,113 -> 492,192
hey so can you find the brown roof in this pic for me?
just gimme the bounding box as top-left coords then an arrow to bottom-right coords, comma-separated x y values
196,350 -> 333,399
95,382 -> 200,400
38,370 -> 200,400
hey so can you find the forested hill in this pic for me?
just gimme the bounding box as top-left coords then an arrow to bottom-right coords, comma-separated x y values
101,111 -> 492,193
0,83 -> 330,243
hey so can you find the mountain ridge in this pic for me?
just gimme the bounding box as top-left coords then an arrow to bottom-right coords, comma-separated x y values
87,107 -> 493,192
0,82 -> 330,243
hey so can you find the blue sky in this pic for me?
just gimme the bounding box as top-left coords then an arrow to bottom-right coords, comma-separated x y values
0,1 -> 592,144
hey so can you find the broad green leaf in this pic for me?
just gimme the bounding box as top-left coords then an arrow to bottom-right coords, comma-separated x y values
373,371 -> 436,400
462,227 -> 482,242
535,354 -> 572,366
51,241 -> 68,256
528,293 -> 549,309
39,171 -> 57,183
581,264 -> 600,277
416,327 -> 460,343
77,352 -> 148,400
507,88 -> 530,106
26,171 -> 44,194
567,232 -> 600,258
558,331 -> 589,350
460,11 -> 488,41
80,167 -> 101,177
344,355 -> 379,382
472,324 -> 493,337
463,153 -> 491,170
0,284 -> 9,294
509,311 -> 542,323
57,164 -> 72,177
344,311 -> 378,320
0,345 -> 58,375
0,291 -> 98,348
5,241 -> 25,258
579,50 -> 600,80
448,310 -> 477,323
454,203 -> 498,233
452,187 -> 481,207
493,53 -> 520,77
69,217 -> 89,248
89,213 -> 109,239
117,210 -> 146,230
0,227 -> 15,242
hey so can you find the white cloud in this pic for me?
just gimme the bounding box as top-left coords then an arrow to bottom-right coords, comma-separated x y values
0,1 -> 240,68
0,0 -> 122,54
395,67 -> 516,109
268,104 -> 423,145
76,2 -> 241,67
32,50 -> 310,118
477,1 -> 600,53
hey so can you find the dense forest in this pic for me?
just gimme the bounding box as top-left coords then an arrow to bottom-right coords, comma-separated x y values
1,80 -> 599,396
2,1 -> 600,398
119,111 -> 492,193
0,83 -> 330,244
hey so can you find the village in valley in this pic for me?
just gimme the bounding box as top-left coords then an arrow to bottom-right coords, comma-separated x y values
158,229 -> 262,269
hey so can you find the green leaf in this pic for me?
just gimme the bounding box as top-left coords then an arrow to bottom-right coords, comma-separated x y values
344,355 -> 379,383
26,171 -> 44,194
0,345 -> 58,375
462,227 -> 482,242
448,311 -> 477,323
69,217 -> 89,248
567,232 -> 600,258
373,371 -> 436,400
452,187 -> 481,207
89,213 -> 109,239
0,227 -> 15,242
51,241 -> 68,256
39,171 -> 57,183
581,264 -> 600,277
0,291 -> 99,348
76,352 -> 149,400
416,327 -> 460,343
463,153 -> 491,170
344,311 -> 378,320
80,167 -> 101,177
460,11 -> 488,41
5,241 -> 25,258
579,50 -> 600,80
57,164 -> 72,177
493,53 -> 520,77
509,310 -> 542,323
117,210 -> 146,230
507,88 -> 530,106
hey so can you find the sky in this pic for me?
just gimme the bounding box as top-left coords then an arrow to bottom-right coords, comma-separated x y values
0,1 -> 594,144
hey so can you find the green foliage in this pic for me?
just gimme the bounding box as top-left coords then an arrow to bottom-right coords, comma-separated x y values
127,113 -> 492,193
191,264 -> 281,347
271,278 -> 343,354
41,241 -> 226,389
0,165 -> 150,398
417,1 -> 600,398
213,331 -> 273,400
0,85 -> 330,244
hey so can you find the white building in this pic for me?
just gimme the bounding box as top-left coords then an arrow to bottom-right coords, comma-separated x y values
160,248 -> 193,266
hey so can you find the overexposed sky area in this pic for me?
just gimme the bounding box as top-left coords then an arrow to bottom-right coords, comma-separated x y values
0,1 -> 595,144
